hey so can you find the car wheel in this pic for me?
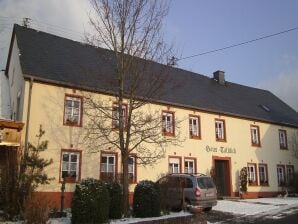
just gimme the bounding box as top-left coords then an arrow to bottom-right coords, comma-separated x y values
203,207 -> 212,212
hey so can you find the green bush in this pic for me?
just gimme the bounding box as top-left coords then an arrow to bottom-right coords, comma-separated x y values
133,180 -> 161,218
107,182 -> 123,219
71,178 -> 110,224
239,167 -> 248,193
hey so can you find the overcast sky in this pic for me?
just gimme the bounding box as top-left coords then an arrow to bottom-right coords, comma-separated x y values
0,0 -> 297,111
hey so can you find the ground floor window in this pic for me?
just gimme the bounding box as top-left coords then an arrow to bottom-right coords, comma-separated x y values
128,155 -> 137,183
61,150 -> 81,182
169,157 -> 181,173
286,165 -> 294,186
277,165 -> 285,186
101,153 -> 117,181
184,158 -> 195,174
247,163 -> 257,185
258,164 -> 268,185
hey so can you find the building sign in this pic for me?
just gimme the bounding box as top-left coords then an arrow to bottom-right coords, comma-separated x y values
205,145 -> 236,154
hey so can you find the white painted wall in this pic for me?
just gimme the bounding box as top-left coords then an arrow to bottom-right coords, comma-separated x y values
0,71 -> 11,119
7,36 -> 25,121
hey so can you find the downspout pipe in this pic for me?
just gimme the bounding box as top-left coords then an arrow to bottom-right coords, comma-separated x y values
24,77 -> 33,153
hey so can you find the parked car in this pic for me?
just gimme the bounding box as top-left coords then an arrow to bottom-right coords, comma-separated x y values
157,173 -> 217,211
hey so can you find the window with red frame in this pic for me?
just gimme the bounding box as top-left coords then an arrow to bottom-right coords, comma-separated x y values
64,96 -> 82,126
277,165 -> 285,186
162,111 -> 174,135
128,156 -> 137,183
169,157 -> 180,173
247,163 -> 257,185
61,151 -> 81,182
189,116 -> 200,138
215,119 -> 226,141
258,164 -> 268,185
279,130 -> 288,149
100,153 -> 116,181
184,159 -> 195,174
250,125 -> 261,146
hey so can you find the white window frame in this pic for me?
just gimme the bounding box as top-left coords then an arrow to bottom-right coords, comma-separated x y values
112,104 -> 127,129
279,130 -> 287,149
101,154 -> 116,174
61,151 -> 80,181
169,157 -> 180,174
184,159 -> 195,174
189,116 -> 200,138
247,164 -> 257,184
258,164 -> 268,184
64,96 -> 82,126
128,156 -> 136,182
277,165 -> 285,186
215,120 -> 225,140
251,126 -> 260,146
162,112 -> 174,135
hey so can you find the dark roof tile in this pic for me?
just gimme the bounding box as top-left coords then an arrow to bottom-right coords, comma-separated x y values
12,24 -> 298,127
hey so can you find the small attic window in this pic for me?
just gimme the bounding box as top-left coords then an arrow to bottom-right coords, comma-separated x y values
259,104 -> 270,112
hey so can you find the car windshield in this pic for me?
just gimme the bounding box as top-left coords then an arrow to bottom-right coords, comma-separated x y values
197,177 -> 215,189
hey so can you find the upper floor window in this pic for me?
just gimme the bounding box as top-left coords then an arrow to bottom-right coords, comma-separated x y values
279,130 -> 288,149
189,116 -> 201,139
215,119 -> 226,141
112,104 -> 127,129
247,163 -> 257,185
162,111 -> 175,136
250,125 -> 260,147
61,150 -> 81,182
277,165 -> 285,186
64,95 -> 82,126
258,164 -> 268,186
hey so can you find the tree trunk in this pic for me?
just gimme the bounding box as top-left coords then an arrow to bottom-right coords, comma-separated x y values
122,151 -> 129,217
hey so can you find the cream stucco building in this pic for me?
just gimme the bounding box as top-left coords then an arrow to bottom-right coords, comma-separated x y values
4,24 -> 298,207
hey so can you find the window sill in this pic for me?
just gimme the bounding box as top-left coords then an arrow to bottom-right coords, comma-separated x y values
251,144 -> 261,147
216,138 -> 226,142
60,177 -> 79,184
190,135 -> 201,140
163,132 -> 175,137
248,182 -> 258,186
260,183 -> 269,187
63,122 -> 82,127
280,147 -> 288,150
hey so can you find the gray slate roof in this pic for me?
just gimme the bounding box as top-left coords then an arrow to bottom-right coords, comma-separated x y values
9,24 -> 298,127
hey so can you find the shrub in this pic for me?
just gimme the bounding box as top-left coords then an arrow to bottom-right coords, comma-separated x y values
133,180 -> 161,218
107,182 -> 123,219
71,178 -> 110,224
239,167 -> 248,193
24,197 -> 51,224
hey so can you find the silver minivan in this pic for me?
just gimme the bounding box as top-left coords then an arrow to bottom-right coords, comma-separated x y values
157,173 -> 217,211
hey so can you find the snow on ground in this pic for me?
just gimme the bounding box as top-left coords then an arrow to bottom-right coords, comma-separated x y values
213,197 -> 298,216
110,211 -> 191,224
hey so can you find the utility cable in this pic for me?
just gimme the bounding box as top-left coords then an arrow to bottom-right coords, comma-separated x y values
176,26 -> 298,62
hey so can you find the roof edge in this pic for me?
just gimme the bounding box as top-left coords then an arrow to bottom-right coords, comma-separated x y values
5,24 -> 18,77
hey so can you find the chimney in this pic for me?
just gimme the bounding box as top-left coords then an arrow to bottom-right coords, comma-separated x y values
213,70 -> 225,85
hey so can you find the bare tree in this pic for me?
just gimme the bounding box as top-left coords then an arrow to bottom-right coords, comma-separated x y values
84,0 -> 182,215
